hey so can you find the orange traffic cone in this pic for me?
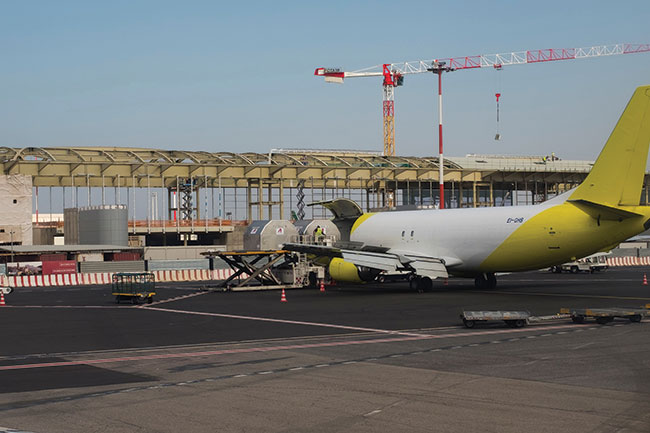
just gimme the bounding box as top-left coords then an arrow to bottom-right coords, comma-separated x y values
320,280 -> 325,292
280,289 -> 287,302
0,292 -> 5,306
644,274 -> 648,286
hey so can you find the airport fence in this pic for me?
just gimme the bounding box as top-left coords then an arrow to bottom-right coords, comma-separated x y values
7,268 -> 237,288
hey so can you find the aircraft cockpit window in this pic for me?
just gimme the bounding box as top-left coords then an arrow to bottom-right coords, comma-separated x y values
410,230 -> 414,237
401,230 -> 405,237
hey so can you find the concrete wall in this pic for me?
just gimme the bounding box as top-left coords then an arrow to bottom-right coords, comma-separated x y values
80,261 -> 145,273
64,208 -> 79,245
144,246 -> 223,260
32,227 -> 57,245
147,259 -> 210,271
0,174 -> 33,245
226,225 -> 246,251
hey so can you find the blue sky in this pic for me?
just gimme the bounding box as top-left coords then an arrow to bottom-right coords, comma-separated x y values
2,0 -> 650,161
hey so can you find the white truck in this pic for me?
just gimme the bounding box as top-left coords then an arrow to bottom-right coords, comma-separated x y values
550,252 -> 610,274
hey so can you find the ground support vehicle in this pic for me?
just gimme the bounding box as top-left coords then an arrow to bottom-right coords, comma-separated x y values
560,307 -> 647,324
461,310 -> 531,328
551,253 -> 610,273
112,272 -> 156,304
205,250 -> 326,291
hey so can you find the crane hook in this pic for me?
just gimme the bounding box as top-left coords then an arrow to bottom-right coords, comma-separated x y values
494,93 -> 501,141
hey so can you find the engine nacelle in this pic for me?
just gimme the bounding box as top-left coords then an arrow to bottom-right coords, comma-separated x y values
328,258 -> 380,283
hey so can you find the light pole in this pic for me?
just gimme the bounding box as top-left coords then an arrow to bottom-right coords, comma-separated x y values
9,230 -> 15,263
427,60 -> 454,209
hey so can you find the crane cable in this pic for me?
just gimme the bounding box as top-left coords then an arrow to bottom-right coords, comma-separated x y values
494,65 -> 502,140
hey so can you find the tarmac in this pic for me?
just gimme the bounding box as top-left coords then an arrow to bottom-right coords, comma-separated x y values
1,268 -> 650,433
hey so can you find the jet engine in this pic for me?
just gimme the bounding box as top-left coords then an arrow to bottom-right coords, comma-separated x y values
328,258 -> 381,283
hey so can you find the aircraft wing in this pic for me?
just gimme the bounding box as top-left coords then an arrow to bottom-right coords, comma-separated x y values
283,243 -> 448,279
396,253 -> 448,279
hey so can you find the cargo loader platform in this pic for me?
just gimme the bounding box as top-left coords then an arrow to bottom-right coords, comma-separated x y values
202,250 -> 324,291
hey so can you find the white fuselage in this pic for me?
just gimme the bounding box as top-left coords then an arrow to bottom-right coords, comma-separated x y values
350,200 -> 563,273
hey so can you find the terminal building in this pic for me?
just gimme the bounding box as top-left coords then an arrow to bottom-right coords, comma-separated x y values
2,146 -> 650,253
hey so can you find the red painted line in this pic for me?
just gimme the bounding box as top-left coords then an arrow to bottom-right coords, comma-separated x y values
3,305 -> 124,309
0,323 -> 584,371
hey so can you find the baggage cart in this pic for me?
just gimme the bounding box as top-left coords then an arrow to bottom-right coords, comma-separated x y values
112,272 -> 156,304
461,310 -> 530,329
560,307 -> 646,325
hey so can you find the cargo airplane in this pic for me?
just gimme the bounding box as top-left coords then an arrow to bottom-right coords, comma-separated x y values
285,85 -> 650,290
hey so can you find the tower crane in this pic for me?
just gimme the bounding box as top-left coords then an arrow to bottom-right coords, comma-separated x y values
314,43 -> 650,209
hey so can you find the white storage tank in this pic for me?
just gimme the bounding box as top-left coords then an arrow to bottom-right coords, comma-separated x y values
77,205 -> 128,246
243,220 -> 299,251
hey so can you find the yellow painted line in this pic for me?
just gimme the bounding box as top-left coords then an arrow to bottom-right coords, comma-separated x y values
470,290 -> 650,302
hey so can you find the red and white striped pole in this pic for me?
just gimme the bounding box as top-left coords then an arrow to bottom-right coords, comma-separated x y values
429,61 -> 453,209
437,71 -> 444,209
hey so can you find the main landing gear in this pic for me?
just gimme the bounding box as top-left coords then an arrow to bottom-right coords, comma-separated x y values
474,273 -> 497,289
409,275 -> 433,292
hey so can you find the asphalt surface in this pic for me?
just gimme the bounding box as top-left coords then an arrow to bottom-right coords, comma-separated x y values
1,268 -> 650,433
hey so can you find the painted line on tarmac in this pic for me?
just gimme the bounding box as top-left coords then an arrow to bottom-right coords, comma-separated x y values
498,278 -> 641,282
140,306 -> 440,338
1,323 -> 623,411
469,290 -> 650,301
0,428 -> 38,433
0,323 -> 586,371
1,292 -> 206,309
2,305 -> 123,309
0,325 -> 463,362
144,291 -> 208,306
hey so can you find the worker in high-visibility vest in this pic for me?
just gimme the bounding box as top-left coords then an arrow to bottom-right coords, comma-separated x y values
314,225 -> 324,244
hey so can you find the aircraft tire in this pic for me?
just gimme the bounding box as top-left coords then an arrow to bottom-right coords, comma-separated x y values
596,316 -> 613,325
417,277 -> 433,293
475,274 -> 497,289
486,273 -> 497,289
308,272 -> 318,289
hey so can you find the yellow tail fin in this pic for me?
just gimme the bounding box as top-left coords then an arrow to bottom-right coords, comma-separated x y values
569,86 -> 650,207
